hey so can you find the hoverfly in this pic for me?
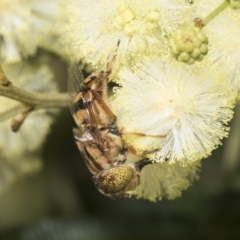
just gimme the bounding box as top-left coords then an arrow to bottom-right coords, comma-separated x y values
68,54 -> 153,199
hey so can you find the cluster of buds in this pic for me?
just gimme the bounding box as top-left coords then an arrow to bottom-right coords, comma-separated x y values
169,27 -> 208,64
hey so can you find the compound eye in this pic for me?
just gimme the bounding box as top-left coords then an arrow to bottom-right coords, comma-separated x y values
94,166 -> 135,194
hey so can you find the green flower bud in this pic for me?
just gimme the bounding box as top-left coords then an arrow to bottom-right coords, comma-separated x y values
229,0 -> 240,9
169,27 -> 208,64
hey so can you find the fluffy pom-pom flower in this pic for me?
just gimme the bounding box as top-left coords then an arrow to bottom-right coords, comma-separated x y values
67,0 -> 190,69
127,154 -> 200,201
0,0 -> 61,63
110,59 -> 234,165
192,0 -> 240,99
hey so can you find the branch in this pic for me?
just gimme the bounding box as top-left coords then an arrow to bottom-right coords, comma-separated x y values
0,71 -> 69,124
11,107 -> 34,132
0,82 -> 69,109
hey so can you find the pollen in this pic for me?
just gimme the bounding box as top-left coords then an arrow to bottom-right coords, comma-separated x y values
146,10 -> 159,22
67,0 -> 190,69
113,4 -> 160,36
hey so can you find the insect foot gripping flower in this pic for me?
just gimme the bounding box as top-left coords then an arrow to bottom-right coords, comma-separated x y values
110,59 -> 235,165
67,0 -> 190,70
127,154 -> 201,201
0,0 -> 61,63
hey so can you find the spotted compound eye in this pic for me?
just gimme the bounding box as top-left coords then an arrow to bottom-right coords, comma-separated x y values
95,166 -> 134,193
94,165 -> 137,194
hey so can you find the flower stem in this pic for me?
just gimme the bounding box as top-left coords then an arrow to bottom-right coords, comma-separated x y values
0,82 -> 69,108
0,71 -> 69,122
203,1 -> 229,26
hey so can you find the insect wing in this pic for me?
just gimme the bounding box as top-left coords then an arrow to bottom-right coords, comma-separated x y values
67,55 -> 85,113
67,55 -> 102,145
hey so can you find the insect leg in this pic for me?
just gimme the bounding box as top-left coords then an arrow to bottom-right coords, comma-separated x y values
92,90 -> 117,125
106,55 -> 117,73
133,158 -> 153,172
106,39 -> 120,72
122,131 -> 167,138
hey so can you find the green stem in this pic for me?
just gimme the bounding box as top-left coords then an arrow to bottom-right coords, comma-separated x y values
0,65 -> 69,122
0,83 -> 69,109
203,1 -> 229,26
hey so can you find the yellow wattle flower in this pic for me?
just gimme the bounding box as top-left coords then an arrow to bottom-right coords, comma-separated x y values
110,58 -> 234,165
67,0 -> 190,70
